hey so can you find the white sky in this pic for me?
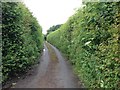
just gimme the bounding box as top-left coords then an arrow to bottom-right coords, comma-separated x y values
23,0 -> 82,34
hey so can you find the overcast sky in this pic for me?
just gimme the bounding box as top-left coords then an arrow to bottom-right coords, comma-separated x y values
23,0 -> 82,34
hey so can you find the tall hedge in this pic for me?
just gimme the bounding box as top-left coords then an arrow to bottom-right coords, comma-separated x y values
47,2 -> 120,88
2,2 -> 43,82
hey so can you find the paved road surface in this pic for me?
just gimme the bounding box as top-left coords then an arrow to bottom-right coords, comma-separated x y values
13,42 -> 82,88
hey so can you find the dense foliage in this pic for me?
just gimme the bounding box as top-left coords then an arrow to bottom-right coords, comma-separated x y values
2,2 -> 43,82
47,2 -> 120,88
46,24 -> 62,35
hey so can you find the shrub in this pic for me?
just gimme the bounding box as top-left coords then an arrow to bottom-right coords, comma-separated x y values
47,2 -> 120,88
2,2 -> 43,82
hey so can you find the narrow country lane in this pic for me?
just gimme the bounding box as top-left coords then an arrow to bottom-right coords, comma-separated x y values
3,2 -> 119,89
12,42 -> 83,88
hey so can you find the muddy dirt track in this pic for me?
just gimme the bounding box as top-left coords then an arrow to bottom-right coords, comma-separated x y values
10,42 -> 83,88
